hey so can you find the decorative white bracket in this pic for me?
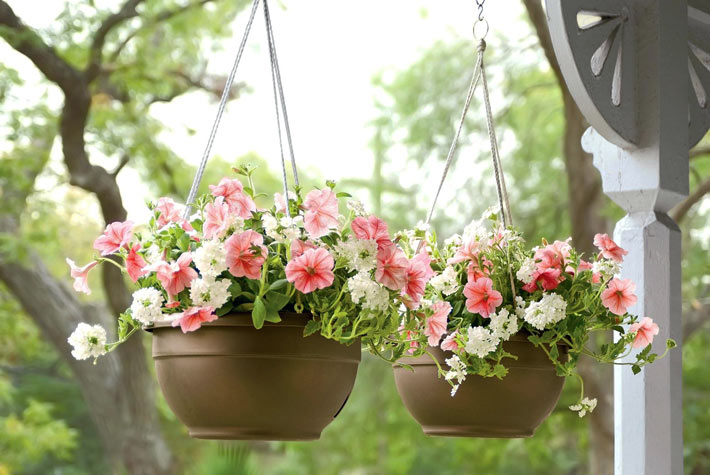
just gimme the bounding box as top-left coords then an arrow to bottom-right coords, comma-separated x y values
546,1 -> 710,474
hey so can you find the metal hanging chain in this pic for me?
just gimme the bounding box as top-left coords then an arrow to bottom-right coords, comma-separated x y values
264,0 -> 293,217
263,0 -> 300,188
183,0 -> 261,219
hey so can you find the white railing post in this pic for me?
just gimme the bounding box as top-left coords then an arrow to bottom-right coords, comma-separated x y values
544,0 -> 704,472
581,1 -> 689,469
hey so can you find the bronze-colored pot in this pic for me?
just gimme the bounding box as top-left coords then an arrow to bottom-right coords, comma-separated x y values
393,334 -> 567,438
149,312 -> 360,440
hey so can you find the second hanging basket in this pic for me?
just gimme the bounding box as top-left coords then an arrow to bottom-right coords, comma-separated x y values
393,335 -> 567,438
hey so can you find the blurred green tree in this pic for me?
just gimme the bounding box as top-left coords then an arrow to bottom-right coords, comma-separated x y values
0,0 -> 252,472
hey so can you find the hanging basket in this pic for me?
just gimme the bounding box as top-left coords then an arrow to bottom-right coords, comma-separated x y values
147,312 -> 360,440
393,334 -> 567,438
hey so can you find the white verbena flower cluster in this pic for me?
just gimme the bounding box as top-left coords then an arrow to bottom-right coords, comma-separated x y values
68,323 -> 108,360
348,272 -> 389,311
336,238 -> 378,273
522,293 -> 568,330
461,308 -> 519,363
193,239 -> 228,279
429,265 -> 459,296
444,355 -> 467,396
592,258 -> 620,280
465,326 -> 498,358
489,308 -> 518,341
462,219 -> 490,246
262,214 -> 303,243
516,257 -> 537,284
570,397 -> 598,417
130,288 -> 164,325
444,233 -> 463,247
190,278 -> 231,309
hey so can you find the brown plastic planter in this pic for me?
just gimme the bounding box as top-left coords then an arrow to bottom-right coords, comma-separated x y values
148,312 -> 360,440
393,334 -> 567,438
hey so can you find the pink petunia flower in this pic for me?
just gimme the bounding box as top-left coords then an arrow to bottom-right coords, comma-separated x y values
375,245 -> 409,290
126,244 -> 148,282
534,239 -> 571,272
274,191 -> 296,214
399,325 -> 420,355
424,301 -> 452,347
66,258 -> 98,294
210,178 -> 256,218
303,188 -> 339,238
285,247 -> 335,294
402,252 -> 436,307
628,317 -> 660,348
155,197 -> 183,228
154,253 -> 198,300
224,230 -> 267,280
291,239 -> 317,258
351,215 -> 392,251
467,256 -> 493,282
594,233 -> 628,263
93,221 -> 134,256
522,267 -> 563,293
601,278 -> 638,315
441,331 -> 463,351
463,277 -> 503,318
171,306 -> 218,333
449,238 -> 482,264
577,259 -> 601,283
203,197 -> 231,240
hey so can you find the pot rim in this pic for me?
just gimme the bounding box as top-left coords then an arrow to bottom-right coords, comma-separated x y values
395,330 -> 569,366
145,311 -> 313,332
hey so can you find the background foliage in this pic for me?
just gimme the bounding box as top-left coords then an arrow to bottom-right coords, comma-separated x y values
0,1 -> 708,474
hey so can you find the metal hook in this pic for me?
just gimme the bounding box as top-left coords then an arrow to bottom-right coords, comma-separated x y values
475,0 -> 486,22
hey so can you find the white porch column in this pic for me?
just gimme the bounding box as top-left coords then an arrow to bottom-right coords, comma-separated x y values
581,0 -> 688,471
545,0 -> 701,472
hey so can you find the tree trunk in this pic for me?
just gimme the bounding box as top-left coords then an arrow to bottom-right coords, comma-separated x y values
0,252 -> 175,474
521,1 -> 613,473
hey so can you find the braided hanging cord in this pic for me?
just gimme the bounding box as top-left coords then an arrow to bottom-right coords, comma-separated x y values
264,0 -> 300,188
423,48 -> 484,227
480,45 -> 513,228
182,0 -> 300,219
423,39 -> 512,229
421,34 -> 516,297
183,0 -> 261,219
264,0 -> 293,217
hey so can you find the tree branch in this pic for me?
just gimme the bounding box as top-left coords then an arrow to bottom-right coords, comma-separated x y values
520,0 -> 566,90
108,0 -> 218,64
86,0 -> 146,81
671,178 -> 710,223
684,299 -> 710,340
690,145 -> 710,160
0,0 -> 83,96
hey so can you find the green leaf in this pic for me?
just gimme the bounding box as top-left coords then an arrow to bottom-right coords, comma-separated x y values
265,291 -> 290,311
265,307 -> 281,323
268,279 -> 288,292
631,364 -> 641,375
228,281 -> 242,297
336,192 -> 352,198
303,319 -> 321,337
216,302 -> 234,317
252,296 -> 266,329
